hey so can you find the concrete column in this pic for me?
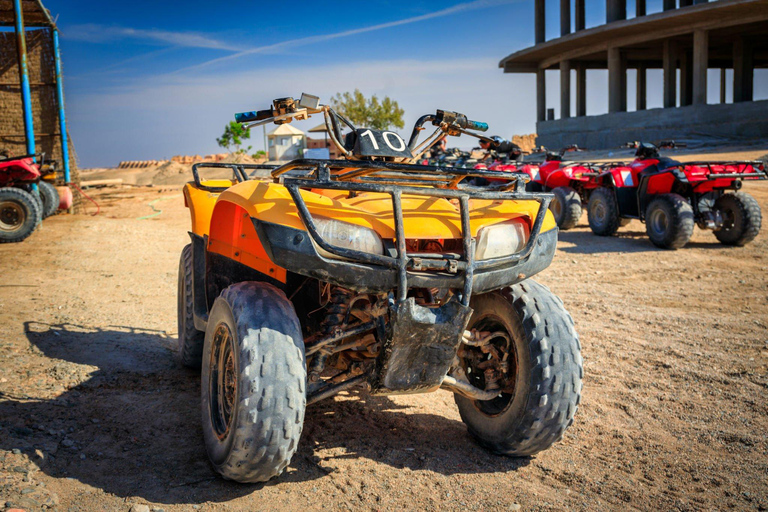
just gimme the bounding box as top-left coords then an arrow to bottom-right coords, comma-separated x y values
537,68 -> 547,122
663,0 -> 676,11
560,60 -> 571,118
733,36 -> 753,102
535,0 -> 546,44
606,0 -> 627,22
680,50 -> 693,106
636,64 -> 647,110
692,29 -> 708,105
620,54 -> 627,112
608,47 -> 626,113
720,68 -> 726,103
636,0 -> 646,16
575,0 -> 585,30
576,64 -> 587,116
663,39 -> 677,108
560,0 -> 571,36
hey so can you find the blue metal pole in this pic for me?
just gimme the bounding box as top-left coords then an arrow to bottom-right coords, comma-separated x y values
12,0 -> 36,159
52,29 -> 71,183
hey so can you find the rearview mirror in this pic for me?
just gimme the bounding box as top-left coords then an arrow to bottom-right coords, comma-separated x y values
299,93 -> 320,110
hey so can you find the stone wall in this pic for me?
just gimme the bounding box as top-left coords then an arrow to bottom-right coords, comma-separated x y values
537,100 -> 768,150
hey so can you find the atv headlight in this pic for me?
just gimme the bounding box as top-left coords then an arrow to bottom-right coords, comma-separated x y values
312,217 -> 384,258
475,220 -> 530,260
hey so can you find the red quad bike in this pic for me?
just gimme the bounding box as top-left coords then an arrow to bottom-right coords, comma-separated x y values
586,141 -> 767,249
481,144 -> 620,230
0,153 -> 60,243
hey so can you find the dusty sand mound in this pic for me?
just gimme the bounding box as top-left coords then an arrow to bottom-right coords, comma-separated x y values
153,161 -> 190,178
511,134 -> 537,153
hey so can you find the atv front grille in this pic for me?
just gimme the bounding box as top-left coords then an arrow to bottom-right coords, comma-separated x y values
404,239 -> 463,257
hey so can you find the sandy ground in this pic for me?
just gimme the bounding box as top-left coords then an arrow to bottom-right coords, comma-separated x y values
0,176 -> 767,511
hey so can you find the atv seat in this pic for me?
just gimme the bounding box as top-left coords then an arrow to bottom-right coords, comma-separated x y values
656,157 -> 682,171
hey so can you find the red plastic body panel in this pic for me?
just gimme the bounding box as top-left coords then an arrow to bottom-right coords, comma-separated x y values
586,157 -> 765,195
645,172 -> 676,194
0,157 -> 41,186
482,159 -> 595,190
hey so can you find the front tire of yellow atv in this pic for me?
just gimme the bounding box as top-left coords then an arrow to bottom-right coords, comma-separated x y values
454,280 -> 582,456
177,244 -> 205,368
201,281 -> 306,483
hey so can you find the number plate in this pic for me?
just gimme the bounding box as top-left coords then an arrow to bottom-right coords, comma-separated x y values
353,129 -> 413,158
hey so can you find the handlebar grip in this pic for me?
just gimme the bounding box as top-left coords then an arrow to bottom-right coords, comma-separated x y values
465,120 -> 488,132
234,108 -> 273,123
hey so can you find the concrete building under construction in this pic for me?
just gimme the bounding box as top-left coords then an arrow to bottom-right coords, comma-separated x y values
500,0 -> 768,149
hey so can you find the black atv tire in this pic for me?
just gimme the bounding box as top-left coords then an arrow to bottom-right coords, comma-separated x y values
587,187 -> 620,236
454,280 -> 582,456
201,281 -> 306,483
550,186 -> 582,230
177,244 -> 205,368
645,193 -> 694,250
37,181 -> 60,219
0,187 -> 41,243
713,192 -> 762,246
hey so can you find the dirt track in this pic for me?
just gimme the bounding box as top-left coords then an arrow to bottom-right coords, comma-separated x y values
1,181 -> 767,511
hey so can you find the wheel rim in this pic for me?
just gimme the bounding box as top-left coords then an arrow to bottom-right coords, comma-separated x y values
209,323 -> 237,439
719,206 -> 735,232
649,208 -> 669,237
462,315 -> 518,417
591,201 -> 606,226
550,197 -> 562,220
0,200 -> 25,232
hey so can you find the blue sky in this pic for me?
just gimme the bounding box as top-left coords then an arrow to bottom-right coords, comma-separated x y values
37,0 -> 766,167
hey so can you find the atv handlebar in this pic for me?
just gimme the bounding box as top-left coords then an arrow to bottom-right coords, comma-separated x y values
234,108 -> 274,123
657,140 -> 687,149
622,140 -> 688,150
433,110 -> 488,133
465,120 -> 489,132
235,95 -> 490,164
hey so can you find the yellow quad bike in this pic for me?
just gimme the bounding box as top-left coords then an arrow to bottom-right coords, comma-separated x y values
178,94 -> 582,483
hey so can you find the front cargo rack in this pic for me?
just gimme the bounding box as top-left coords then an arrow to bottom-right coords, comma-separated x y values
670,160 -> 767,180
192,158 -> 553,305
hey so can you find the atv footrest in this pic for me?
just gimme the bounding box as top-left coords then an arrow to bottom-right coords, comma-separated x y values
370,298 -> 471,395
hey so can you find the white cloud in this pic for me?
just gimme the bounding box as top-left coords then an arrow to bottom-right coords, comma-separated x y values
65,24 -> 245,51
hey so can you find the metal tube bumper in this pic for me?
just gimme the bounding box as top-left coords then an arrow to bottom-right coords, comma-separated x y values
255,218 -> 558,295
